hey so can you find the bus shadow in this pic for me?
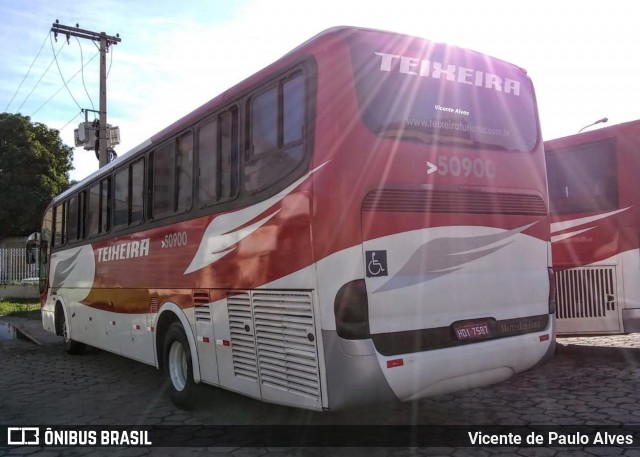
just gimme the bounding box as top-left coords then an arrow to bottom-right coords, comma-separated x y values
555,339 -> 640,363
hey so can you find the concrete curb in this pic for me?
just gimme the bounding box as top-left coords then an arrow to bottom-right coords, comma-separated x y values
0,315 -> 62,345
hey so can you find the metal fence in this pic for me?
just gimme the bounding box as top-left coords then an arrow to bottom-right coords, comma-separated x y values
0,248 -> 38,285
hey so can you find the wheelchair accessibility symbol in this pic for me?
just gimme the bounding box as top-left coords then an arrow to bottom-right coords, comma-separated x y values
366,250 -> 388,277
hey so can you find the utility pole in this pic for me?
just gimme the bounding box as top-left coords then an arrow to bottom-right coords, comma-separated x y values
51,21 -> 121,168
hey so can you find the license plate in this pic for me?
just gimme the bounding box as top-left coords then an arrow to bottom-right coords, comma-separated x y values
453,320 -> 492,341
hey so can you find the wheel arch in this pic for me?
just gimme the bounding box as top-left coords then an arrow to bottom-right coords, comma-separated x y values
154,302 -> 201,383
54,298 -> 69,337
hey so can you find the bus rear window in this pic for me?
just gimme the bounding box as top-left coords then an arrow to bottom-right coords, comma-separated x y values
348,33 -> 538,152
546,139 -> 618,215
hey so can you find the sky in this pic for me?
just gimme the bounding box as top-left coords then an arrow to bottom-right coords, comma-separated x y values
1,0 -> 639,182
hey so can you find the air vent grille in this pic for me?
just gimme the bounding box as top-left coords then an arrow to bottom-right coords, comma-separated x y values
363,189 -> 547,215
253,292 -> 320,400
228,293 -> 258,381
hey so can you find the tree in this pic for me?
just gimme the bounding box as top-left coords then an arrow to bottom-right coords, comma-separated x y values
0,113 -> 73,238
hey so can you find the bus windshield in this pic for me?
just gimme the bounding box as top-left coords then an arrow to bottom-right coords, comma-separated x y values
348,33 -> 539,152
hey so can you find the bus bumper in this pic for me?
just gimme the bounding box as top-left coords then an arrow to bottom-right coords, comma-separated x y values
323,316 -> 554,409
379,323 -> 554,402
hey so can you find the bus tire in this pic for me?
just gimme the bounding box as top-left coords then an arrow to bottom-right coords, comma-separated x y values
163,322 -> 196,410
61,311 -> 86,355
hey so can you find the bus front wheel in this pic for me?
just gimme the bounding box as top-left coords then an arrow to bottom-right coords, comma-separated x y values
163,322 -> 196,410
58,307 -> 85,355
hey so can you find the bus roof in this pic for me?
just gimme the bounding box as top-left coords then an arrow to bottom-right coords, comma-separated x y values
55,25 -> 528,205
545,119 -> 640,152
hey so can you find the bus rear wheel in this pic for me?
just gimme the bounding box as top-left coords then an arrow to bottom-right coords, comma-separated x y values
163,322 -> 196,410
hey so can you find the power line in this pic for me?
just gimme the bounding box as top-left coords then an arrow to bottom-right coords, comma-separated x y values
30,51 -> 99,117
59,109 -> 83,132
50,33 -> 83,111
51,21 -> 121,168
14,37 -> 65,114
75,37 -> 95,112
3,32 -> 49,112
107,42 -> 114,79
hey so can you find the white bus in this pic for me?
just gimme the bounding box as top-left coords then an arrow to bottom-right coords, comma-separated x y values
37,27 -> 555,410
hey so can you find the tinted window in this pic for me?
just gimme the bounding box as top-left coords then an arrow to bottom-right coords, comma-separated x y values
198,109 -> 239,206
547,139 -> 618,215
67,194 -> 79,241
245,73 -> 306,193
100,178 -> 110,234
348,33 -> 538,152
198,119 -> 218,204
54,204 -> 65,247
251,88 -> 278,156
130,159 -> 145,224
152,143 -> 175,216
114,167 -> 129,228
87,183 -> 100,236
219,110 -> 238,200
283,75 -> 305,145
177,132 -> 193,212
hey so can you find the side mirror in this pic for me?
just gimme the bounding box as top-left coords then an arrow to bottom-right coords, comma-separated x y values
26,232 -> 40,265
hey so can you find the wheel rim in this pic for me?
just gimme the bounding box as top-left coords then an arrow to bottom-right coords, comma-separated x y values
62,319 -> 70,342
168,341 -> 188,391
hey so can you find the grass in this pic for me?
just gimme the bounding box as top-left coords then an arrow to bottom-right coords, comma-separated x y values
0,299 -> 41,319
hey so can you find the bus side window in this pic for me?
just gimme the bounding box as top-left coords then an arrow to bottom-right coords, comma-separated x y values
152,143 -> 176,217
177,132 -> 194,212
197,108 -> 238,207
87,183 -> 101,237
67,194 -> 79,242
113,159 -> 145,228
219,109 -> 239,200
250,87 -> 278,157
100,177 -> 111,233
114,167 -> 129,229
130,158 -> 145,225
245,72 -> 306,193
53,203 -> 65,247
197,119 -> 218,205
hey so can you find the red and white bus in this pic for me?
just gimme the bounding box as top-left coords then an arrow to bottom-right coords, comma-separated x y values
37,26 -> 555,411
546,120 -> 640,335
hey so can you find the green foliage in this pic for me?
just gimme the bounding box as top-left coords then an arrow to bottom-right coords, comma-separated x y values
0,299 -> 40,319
0,113 -> 73,238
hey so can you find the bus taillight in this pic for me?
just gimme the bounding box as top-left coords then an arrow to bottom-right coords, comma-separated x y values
334,279 -> 370,340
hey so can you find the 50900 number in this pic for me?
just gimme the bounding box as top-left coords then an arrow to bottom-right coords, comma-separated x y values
161,231 -> 188,249
437,155 -> 496,179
